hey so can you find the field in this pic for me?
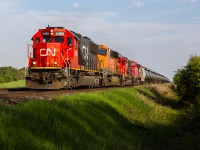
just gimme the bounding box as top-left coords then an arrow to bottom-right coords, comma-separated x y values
0,80 -> 25,89
0,84 -> 200,149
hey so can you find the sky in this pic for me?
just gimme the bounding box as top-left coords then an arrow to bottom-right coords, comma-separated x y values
0,0 -> 200,80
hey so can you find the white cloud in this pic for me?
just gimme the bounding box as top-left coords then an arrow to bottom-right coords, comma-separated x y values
0,0 -> 23,13
175,0 -> 198,4
188,0 -> 197,3
190,0 -> 198,3
132,2 -> 144,8
70,2 -> 79,9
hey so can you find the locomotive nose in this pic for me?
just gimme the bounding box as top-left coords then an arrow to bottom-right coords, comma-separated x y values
40,44 -> 57,57
32,43 -> 61,68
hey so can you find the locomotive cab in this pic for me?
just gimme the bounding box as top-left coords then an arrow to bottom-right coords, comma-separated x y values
29,27 -> 74,69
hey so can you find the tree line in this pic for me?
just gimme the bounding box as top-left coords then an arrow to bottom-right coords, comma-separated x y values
0,66 -> 25,83
173,55 -> 200,103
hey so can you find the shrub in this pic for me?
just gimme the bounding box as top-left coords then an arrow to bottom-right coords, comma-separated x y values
173,55 -> 200,102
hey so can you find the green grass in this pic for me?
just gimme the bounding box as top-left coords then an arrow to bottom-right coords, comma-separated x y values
0,84 -> 199,149
0,80 -> 25,88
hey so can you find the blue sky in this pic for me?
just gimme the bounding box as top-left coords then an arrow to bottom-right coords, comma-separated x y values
0,0 -> 200,80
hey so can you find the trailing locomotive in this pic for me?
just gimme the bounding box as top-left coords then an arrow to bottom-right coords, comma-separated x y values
25,26 -> 170,89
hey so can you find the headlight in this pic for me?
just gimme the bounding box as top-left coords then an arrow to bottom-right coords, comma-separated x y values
33,61 -> 36,65
54,62 -> 57,65
51,30 -> 53,35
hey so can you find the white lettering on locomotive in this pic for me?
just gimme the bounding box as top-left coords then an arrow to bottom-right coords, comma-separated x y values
40,48 -> 56,57
82,45 -> 89,65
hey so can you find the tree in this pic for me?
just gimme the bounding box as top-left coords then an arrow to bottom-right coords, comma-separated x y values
173,55 -> 200,102
0,66 -> 25,83
0,76 -> 4,83
3,73 -> 13,82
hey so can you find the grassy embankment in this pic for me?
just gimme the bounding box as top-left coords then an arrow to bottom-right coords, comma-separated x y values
0,80 -> 25,88
0,83 -> 200,149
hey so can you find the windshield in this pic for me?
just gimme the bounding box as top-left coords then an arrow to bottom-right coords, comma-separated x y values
42,37 -> 64,43
98,49 -> 107,56
131,62 -> 136,66
54,37 -> 64,43
43,37 -> 52,43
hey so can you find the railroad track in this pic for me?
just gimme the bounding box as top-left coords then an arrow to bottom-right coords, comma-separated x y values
0,86 -> 131,105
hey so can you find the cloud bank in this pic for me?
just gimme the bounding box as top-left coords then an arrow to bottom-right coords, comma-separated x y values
0,0 -> 200,80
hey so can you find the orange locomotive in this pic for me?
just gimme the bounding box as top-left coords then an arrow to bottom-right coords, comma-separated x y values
26,26 -> 169,89
97,45 -> 133,86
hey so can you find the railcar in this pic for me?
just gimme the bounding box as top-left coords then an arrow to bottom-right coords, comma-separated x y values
25,26 -> 170,89
144,68 -> 170,84
97,45 -> 131,86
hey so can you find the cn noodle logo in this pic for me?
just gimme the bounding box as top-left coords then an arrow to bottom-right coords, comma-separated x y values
40,48 -> 56,57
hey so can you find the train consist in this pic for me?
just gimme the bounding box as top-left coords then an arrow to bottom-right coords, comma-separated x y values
25,26 -> 170,89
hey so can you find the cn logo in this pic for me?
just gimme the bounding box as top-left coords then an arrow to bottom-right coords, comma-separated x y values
40,48 -> 56,56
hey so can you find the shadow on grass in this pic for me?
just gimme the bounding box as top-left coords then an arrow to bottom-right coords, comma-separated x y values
135,86 -> 200,149
153,110 -> 200,150
135,87 -> 180,109
0,100 -> 147,150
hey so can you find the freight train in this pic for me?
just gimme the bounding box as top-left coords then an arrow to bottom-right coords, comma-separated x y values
25,26 -> 170,89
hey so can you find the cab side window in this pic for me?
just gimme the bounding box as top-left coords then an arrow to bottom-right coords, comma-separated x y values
36,37 -> 40,43
67,37 -> 72,46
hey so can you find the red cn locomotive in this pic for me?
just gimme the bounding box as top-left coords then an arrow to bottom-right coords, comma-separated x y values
26,26 -> 170,89
26,26 -> 101,89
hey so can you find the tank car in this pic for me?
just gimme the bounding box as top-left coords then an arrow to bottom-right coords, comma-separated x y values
144,68 -> 170,84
